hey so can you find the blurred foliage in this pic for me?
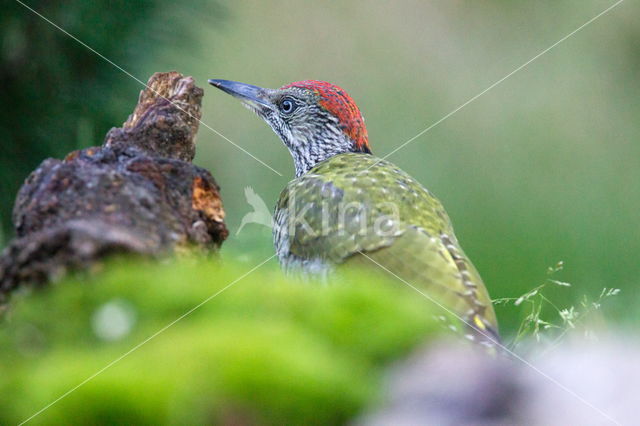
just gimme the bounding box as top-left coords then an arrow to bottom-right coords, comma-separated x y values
0,257 -> 440,424
0,0 -> 224,236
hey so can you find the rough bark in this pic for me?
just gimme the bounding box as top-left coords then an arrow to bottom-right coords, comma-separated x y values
0,72 -> 227,300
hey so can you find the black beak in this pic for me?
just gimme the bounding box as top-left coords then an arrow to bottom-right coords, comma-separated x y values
208,79 -> 273,109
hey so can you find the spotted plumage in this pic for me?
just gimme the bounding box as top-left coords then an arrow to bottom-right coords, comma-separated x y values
209,78 -> 499,341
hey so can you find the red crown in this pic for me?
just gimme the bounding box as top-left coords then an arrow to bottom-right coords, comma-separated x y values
281,80 -> 369,150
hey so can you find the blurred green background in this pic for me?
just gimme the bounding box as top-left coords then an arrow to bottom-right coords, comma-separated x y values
2,1 -> 639,333
0,258 -> 444,424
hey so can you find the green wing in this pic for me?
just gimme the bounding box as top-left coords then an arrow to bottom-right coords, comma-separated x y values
274,153 -> 498,335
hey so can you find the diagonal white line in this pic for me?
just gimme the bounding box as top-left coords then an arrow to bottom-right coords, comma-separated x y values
14,0 -> 625,424
18,254 -> 277,425
15,0 -> 283,177
371,0 -> 624,168
358,251 -> 621,426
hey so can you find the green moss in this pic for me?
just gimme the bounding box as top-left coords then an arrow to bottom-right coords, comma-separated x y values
0,257 -> 440,424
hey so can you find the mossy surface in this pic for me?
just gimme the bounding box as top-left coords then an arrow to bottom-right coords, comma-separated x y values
0,257 -> 441,425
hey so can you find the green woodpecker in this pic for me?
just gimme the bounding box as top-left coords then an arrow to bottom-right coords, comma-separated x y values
209,79 -> 499,342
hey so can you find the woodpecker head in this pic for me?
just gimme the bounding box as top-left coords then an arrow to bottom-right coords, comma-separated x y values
209,79 -> 370,176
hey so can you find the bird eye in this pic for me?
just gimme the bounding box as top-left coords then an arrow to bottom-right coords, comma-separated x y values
279,97 -> 297,114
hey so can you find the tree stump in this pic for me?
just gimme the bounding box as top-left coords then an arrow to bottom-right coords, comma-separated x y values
0,72 -> 228,300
